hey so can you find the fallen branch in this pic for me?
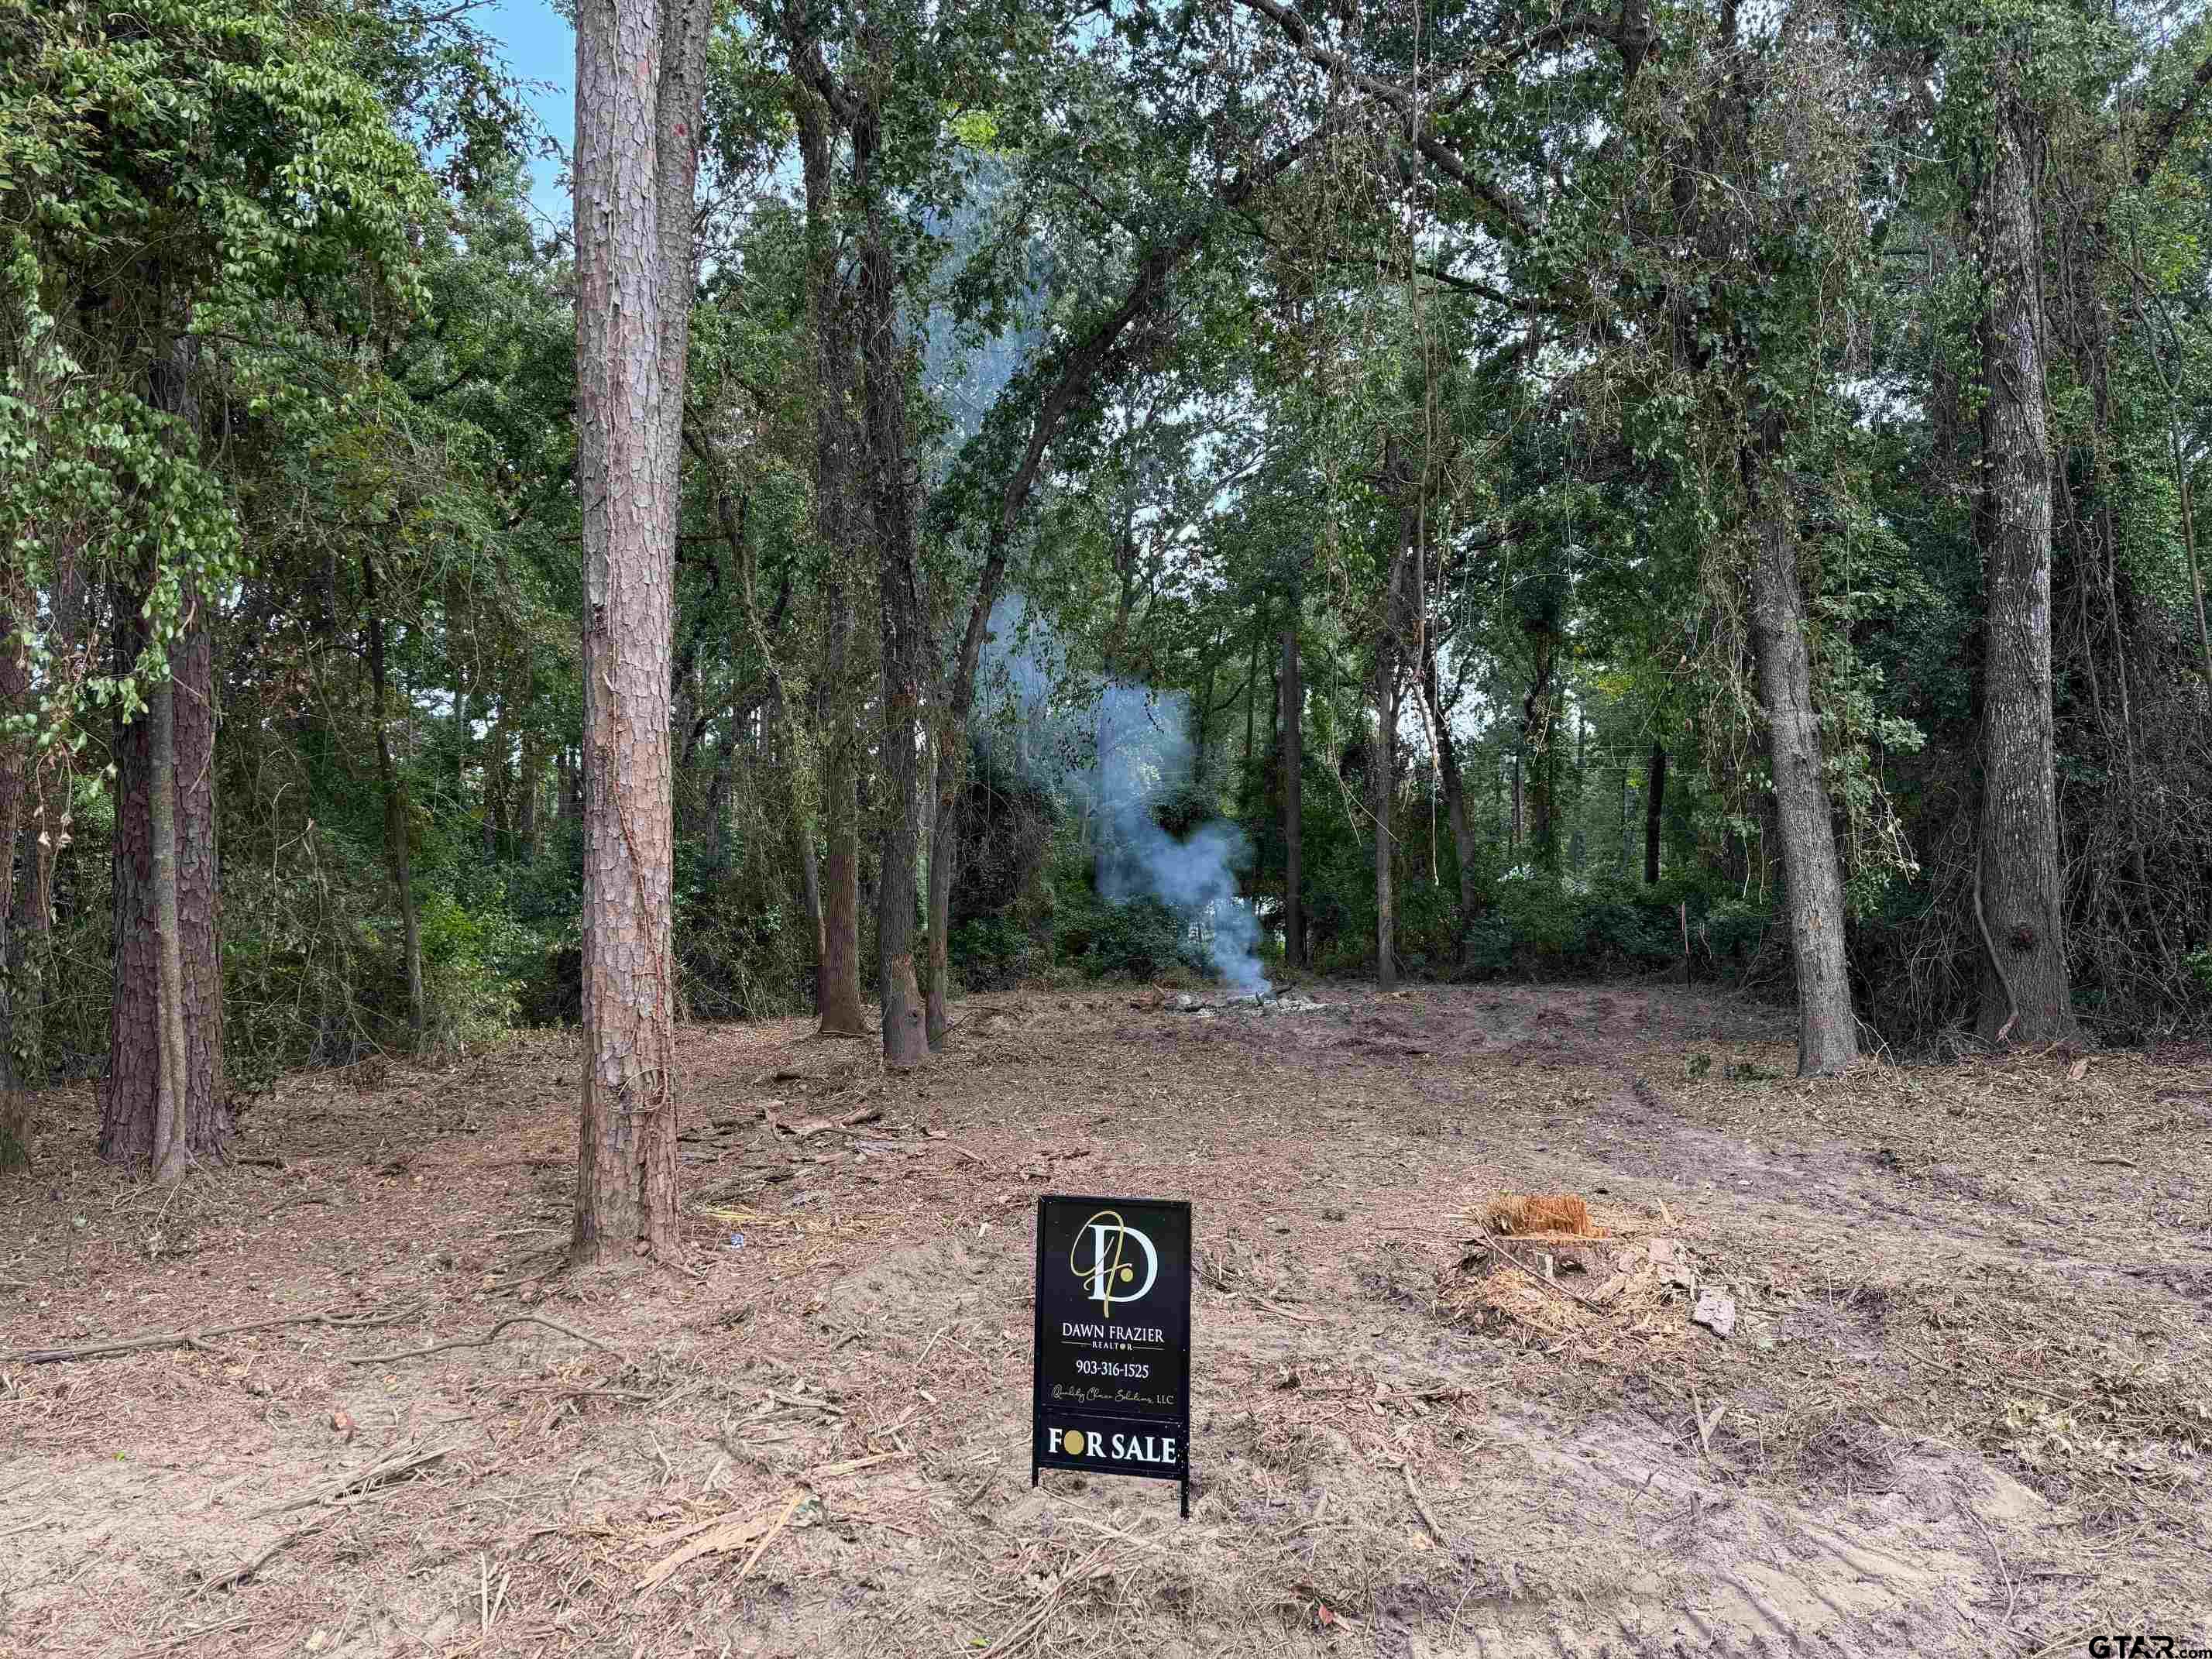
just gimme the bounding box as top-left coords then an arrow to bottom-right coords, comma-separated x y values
344,1314 -> 623,1368
764,1387 -> 845,1416
1400,1462 -> 1447,1547
200,1518 -> 334,1592
3,1303 -> 421,1367
1956,1496 -> 2016,1627
732,1488 -> 807,1585
254,1441 -> 459,1517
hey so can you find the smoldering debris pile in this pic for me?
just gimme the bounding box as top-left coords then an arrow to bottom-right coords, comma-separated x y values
1152,988 -> 1330,1017
978,599 -> 1269,993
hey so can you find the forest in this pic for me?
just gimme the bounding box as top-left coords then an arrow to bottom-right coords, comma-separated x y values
5,0 -> 2212,1228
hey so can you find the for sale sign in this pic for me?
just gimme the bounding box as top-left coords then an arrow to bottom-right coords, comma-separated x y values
1030,1195 -> 1193,1516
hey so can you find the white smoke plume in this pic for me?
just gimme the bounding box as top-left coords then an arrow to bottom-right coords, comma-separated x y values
976,599 -> 1268,994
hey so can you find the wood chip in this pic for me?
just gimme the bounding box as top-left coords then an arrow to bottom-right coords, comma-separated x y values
635,1509 -> 777,1593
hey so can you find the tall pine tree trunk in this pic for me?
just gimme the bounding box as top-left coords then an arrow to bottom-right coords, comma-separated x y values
1975,90 -> 2080,1047
571,0 -> 709,1267
1746,481 -> 1859,1077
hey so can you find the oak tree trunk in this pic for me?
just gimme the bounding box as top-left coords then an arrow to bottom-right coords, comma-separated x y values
1747,488 -> 1860,1077
1974,93 -> 2080,1047
570,0 -> 709,1267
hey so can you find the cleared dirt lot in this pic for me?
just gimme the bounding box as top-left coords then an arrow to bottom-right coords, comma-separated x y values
4,981 -> 2209,1657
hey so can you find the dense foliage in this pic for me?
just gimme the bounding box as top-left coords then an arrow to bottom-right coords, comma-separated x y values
4,0 -> 2210,1167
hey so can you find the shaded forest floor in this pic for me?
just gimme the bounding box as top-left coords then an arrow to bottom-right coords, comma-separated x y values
4,981 -> 2210,1657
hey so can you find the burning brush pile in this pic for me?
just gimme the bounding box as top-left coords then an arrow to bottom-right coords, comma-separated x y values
1440,1192 -> 1730,1360
1140,986 -> 1330,1017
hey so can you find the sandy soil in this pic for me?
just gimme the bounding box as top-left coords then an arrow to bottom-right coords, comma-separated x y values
3,980 -> 2208,1657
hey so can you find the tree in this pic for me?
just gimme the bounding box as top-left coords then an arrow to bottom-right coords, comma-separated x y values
1968,41 -> 2081,1047
2,0 -> 424,1166
570,0 -> 712,1264
774,14 -> 871,1039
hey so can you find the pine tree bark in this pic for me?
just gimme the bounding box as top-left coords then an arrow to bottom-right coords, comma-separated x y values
571,0 -> 709,1267
1746,486 -> 1860,1077
363,551 -> 425,1049
1280,613 -> 1303,967
1974,91 -> 2080,1047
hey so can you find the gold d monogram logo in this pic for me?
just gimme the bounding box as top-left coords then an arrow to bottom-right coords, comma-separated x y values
1070,1211 -> 1159,1314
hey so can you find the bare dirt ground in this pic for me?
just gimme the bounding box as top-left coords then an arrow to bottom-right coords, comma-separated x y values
4,980 -> 2210,1658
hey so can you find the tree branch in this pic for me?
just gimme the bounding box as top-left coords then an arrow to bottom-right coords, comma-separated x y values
2135,46 -> 2212,184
